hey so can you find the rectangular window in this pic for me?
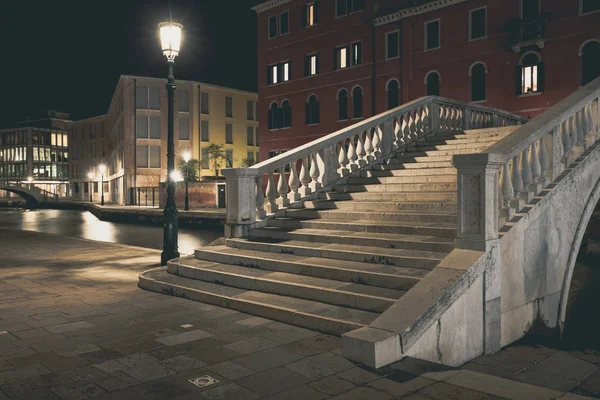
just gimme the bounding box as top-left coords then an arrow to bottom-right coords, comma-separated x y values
201,120 -> 209,142
283,62 -> 290,81
179,89 -> 189,112
200,92 -> 209,114
201,147 -> 209,169
247,100 -> 254,120
94,182 -> 99,193
136,116 -> 148,138
469,7 -> 487,40
247,126 -> 254,146
386,31 -> 399,59
305,54 -> 319,76
247,151 -> 254,162
226,123 -> 233,144
522,65 -> 538,93
270,65 -> 279,84
226,96 -> 233,118
581,0 -> 600,13
305,3 -> 317,26
136,145 -> 148,168
149,87 -> 161,110
280,11 -> 289,35
425,20 -> 440,50
268,15 -> 278,38
149,116 -> 160,139
179,117 -> 189,140
225,149 -> 233,168
136,86 -> 148,109
336,46 -> 348,69
351,42 -> 362,66
149,146 -> 161,168
336,0 -> 348,17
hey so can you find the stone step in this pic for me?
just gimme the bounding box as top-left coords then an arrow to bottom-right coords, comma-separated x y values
195,245 -> 429,290
415,137 -> 504,147
406,143 -> 492,152
250,226 -> 456,253
361,167 -> 456,178
428,129 -> 512,140
226,237 -> 446,269
382,160 -> 454,168
268,217 -> 457,238
333,182 -> 457,193
284,209 -> 457,224
320,191 -> 457,202
395,148 -> 489,158
389,155 -> 453,163
462,126 -> 520,135
303,199 -> 456,214
346,175 -> 456,185
139,267 -> 376,335
168,256 -> 401,313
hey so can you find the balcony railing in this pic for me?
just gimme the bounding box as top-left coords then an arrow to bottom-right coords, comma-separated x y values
508,14 -> 548,52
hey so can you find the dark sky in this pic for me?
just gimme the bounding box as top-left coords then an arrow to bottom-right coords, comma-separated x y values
0,0 -> 260,127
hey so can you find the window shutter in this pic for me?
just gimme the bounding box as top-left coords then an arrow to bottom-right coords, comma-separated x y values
315,54 -> 320,74
302,5 -> 308,27
314,1 -> 320,24
267,66 -> 272,85
305,103 -> 311,124
315,101 -> 320,123
277,64 -> 283,83
334,49 -> 338,70
304,55 -> 309,77
537,61 -> 546,92
276,107 -> 283,129
346,46 -> 351,67
268,108 -> 273,129
515,65 -> 523,95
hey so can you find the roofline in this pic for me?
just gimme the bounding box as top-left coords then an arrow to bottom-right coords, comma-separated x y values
373,0 -> 467,26
68,114 -> 108,125
119,75 -> 258,97
252,0 -> 292,13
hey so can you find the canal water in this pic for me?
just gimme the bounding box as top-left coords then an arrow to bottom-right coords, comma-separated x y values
0,209 -> 222,255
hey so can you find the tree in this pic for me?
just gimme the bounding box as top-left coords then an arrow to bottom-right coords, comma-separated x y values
239,156 -> 255,168
179,157 -> 200,182
207,143 -> 225,179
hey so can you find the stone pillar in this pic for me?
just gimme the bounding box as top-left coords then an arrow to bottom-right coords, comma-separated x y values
222,168 -> 259,238
453,153 -> 503,252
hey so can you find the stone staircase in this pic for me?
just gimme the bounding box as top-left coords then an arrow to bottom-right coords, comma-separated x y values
140,126 -> 518,336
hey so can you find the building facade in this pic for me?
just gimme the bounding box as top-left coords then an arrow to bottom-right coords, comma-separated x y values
254,0 -> 600,159
0,111 -> 71,198
69,75 -> 259,205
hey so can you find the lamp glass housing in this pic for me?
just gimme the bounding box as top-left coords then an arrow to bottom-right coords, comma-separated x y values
183,151 -> 191,162
159,22 -> 183,61
99,165 -> 106,174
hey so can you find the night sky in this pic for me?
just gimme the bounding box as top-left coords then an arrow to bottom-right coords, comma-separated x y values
0,0 -> 260,127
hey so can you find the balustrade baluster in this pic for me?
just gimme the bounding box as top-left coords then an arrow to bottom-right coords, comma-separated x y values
531,142 -> 542,181
356,133 -> 366,167
502,162 -> 514,208
415,110 -> 423,137
521,148 -> 533,186
421,107 -> 430,135
338,142 -> 349,177
288,161 -> 300,202
511,154 -> 523,196
276,166 -> 290,207
256,175 -> 266,219
298,156 -> 311,196
561,120 -> 571,158
309,153 -> 321,191
347,138 -> 358,172
539,135 -> 549,184
373,126 -> 383,158
392,118 -> 401,149
569,116 -> 578,150
364,130 -> 374,163
265,171 -> 278,214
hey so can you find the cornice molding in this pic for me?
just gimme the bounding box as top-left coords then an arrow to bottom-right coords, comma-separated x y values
374,0 -> 467,26
252,0 -> 293,13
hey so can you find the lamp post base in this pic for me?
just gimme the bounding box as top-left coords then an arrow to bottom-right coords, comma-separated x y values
161,207 -> 180,265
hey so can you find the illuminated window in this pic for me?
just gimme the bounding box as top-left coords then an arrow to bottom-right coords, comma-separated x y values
268,61 -> 290,84
522,65 -> 538,93
352,42 -> 362,66
283,62 -> 290,81
338,47 -> 348,69
305,54 -> 319,76
272,65 -> 278,84
518,53 -> 544,94
304,3 -> 318,27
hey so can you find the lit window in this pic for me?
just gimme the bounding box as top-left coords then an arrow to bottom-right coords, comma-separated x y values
310,55 -> 317,75
283,62 -> 290,81
305,54 -> 318,76
352,42 -> 362,66
338,47 -> 348,69
522,65 -> 538,93
306,3 -> 316,26
272,65 -> 278,84
518,53 -> 544,94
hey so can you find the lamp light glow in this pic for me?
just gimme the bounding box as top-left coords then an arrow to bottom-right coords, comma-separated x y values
99,165 -> 106,174
87,172 -> 94,179
183,151 -> 191,163
26,176 -> 33,183
159,22 -> 183,61
170,170 -> 183,182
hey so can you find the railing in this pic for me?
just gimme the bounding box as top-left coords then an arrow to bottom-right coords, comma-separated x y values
454,77 -> 600,251
508,14 -> 547,51
223,96 -> 527,237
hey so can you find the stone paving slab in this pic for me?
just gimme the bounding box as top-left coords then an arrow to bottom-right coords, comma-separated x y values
0,229 -> 597,400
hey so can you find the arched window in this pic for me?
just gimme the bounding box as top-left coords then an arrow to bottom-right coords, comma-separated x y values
352,86 -> 363,118
306,95 -> 320,125
281,100 -> 292,128
470,63 -> 487,102
581,40 -> 600,86
387,79 -> 400,110
517,52 -> 544,94
268,102 -> 279,130
426,71 -> 440,96
338,89 -> 348,120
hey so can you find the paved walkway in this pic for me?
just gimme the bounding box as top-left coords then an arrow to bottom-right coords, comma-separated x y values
0,229 -> 595,400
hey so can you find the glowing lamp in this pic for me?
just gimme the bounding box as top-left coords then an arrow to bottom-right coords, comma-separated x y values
159,22 -> 183,62
170,170 -> 183,182
87,172 -> 94,179
99,165 -> 106,174
183,150 -> 191,163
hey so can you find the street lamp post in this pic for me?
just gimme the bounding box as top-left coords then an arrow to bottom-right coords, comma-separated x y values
159,20 -> 183,266
87,172 -> 94,202
99,165 -> 106,206
183,151 -> 191,211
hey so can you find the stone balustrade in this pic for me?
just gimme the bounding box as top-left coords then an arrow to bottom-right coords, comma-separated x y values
223,96 -> 526,238
454,77 -> 600,251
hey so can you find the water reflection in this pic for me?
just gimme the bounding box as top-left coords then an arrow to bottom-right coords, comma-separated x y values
0,209 -> 222,255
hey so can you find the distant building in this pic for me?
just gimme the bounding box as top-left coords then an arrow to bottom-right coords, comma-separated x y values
68,75 -> 259,205
253,0 -> 600,161
0,111 -> 71,198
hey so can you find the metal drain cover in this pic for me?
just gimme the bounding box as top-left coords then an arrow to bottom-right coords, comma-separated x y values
189,375 -> 219,388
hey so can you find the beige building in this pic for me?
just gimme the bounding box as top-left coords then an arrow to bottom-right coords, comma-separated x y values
69,75 -> 259,205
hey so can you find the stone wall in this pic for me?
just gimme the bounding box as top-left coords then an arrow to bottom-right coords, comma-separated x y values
159,181 -> 218,209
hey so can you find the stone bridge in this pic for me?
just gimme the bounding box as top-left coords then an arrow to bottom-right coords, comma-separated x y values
0,184 -> 57,208
343,77 -> 600,368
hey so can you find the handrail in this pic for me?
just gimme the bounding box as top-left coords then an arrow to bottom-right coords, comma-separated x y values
223,95 -> 527,237
453,77 -> 600,251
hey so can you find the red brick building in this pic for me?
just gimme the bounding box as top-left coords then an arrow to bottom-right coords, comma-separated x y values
253,0 -> 600,160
